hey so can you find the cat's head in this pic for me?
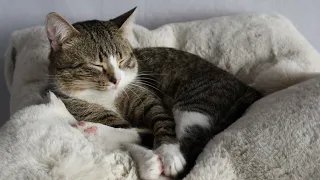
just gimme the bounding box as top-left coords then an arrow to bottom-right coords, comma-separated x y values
45,8 -> 137,95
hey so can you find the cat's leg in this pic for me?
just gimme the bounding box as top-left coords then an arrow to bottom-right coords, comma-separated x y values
121,89 -> 186,177
147,104 -> 186,177
170,109 -> 216,178
173,110 -> 211,140
122,143 -> 171,180
172,84 -> 262,177
72,121 -> 140,149
63,98 -> 130,128
154,143 -> 186,177
73,122 -> 168,180
172,109 -> 212,167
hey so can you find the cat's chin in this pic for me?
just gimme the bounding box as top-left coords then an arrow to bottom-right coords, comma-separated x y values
95,83 -> 121,92
96,88 -> 121,97
96,87 -> 115,91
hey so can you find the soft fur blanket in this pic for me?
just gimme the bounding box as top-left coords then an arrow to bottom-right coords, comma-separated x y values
129,14 -> 320,95
0,92 -> 141,180
3,13 -> 320,180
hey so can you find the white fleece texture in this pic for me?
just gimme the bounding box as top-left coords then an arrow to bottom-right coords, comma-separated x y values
0,92 -> 140,180
3,13 -> 320,179
185,77 -> 320,180
128,13 -> 320,95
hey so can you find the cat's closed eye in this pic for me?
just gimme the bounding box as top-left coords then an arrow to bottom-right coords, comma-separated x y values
70,63 -> 84,69
118,59 -> 126,66
118,56 -> 134,68
89,63 -> 104,71
56,63 -> 84,70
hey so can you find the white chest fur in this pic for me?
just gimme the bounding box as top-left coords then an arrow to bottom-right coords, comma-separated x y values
70,89 -> 118,111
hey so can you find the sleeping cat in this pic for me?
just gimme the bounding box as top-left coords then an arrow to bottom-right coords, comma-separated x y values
45,8 -> 261,179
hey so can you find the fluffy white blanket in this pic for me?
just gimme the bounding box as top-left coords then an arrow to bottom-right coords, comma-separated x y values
0,92 -> 141,180
129,14 -> 320,95
3,13 -> 320,180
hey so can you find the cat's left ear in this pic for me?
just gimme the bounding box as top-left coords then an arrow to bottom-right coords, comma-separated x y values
110,7 -> 136,38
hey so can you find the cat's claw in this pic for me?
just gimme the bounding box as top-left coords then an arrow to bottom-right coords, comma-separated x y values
155,143 -> 186,177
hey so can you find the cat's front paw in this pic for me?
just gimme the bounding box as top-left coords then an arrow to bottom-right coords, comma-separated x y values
155,143 -> 186,177
140,153 -> 163,180
72,121 -> 98,134
72,121 -> 141,147
121,143 -> 164,180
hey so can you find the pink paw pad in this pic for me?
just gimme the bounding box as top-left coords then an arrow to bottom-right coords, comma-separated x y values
71,122 -> 97,134
157,156 -> 164,174
78,121 -> 85,126
84,126 -> 97,134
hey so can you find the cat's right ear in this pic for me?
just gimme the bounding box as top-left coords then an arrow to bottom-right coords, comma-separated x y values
110,7 -> 136,38
45,12 -> 79,51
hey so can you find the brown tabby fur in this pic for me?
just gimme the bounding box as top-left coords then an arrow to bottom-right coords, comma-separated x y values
47,9 -> 176,148
46,8 -> 261,177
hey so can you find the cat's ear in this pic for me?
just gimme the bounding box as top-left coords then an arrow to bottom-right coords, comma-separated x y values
45,12 -> 79,50
110,7 -> 136,38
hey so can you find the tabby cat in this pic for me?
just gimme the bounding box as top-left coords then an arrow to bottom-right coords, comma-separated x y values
45,8 -> 261,179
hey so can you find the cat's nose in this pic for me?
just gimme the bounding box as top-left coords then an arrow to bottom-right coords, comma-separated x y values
109,76 -> 120,86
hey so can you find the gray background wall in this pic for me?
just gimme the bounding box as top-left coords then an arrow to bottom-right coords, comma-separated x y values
0,0 -> 319,125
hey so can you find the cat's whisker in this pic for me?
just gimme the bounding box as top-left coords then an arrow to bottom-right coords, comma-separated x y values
137,73 -> 168,76
125,86 -> 143,104
137,77 -> 158,83
138,71 -> 168,75
129,83 -> 161,100
134,81 -> 164,95
135,82 -> 160,92
122,88 -> 130,100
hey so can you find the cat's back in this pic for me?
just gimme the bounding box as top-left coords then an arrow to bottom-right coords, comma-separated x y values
133,47 -> 260,100
134,47 -> 208,65
134,47 -> 236,81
